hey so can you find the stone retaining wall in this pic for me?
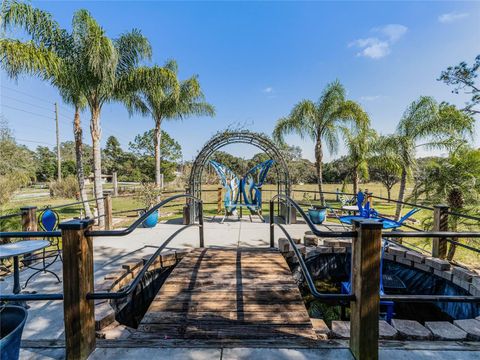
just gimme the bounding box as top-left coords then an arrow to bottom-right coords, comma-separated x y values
278,232 -> 480,341
94,249 -> 191,338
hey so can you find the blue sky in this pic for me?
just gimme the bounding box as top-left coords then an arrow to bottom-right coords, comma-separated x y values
1,0 -> 479,162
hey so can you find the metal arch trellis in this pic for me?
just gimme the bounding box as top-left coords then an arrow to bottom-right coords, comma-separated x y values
186,130 -> 291,224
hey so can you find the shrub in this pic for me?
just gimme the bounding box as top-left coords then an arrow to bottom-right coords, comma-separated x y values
0,172 -> 30,204
49,176 -> 79,199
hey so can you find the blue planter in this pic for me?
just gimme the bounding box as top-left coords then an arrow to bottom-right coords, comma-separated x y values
308,207 -> 327,224
142,210 -> 158,228
1,306 -> 28,360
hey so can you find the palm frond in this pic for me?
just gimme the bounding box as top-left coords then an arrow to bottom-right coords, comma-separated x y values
316,80 -> 346,123
72,9 -> 117,86
0,39 -> 61,79
2,0 -> 66,48
114,28 -> 152,75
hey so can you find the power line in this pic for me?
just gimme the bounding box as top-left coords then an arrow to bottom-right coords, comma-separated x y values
16,138 -> 55,146
1,94 -> 56,113
3,104 -> 54,120
1,85 -> 55,105
1,85 -> 71,112
3,89 -> 133,145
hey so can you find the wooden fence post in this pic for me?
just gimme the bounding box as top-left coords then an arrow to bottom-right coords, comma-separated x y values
432,204 -> 449,259
112,171 -> 118,197
21,206 -> 37,265
350,219 -> 382,360
59,218 -> 95,360
103,193 -> 112,230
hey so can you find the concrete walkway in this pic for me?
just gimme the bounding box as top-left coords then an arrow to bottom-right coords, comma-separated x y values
19,346 -> 480,360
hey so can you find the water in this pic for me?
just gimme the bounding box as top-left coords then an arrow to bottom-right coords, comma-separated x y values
293,253 -> 479,323
111,266 -> 174,328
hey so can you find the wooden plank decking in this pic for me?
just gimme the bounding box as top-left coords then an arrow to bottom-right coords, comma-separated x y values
132,248 -> 317,346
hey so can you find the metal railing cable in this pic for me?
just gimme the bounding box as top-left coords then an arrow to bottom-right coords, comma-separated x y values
270,196 -> 480,304
269,196 -> 355,301
86,194 -> 201,237
445,210 -> 480,222
0,212 -> 23,220
273,221 -> 354,302
0,194 -> 204,302
271,193 -> 356,238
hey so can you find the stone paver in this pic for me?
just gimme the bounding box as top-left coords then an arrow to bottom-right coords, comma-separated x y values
331,321 -> 350,339
453,319 -> 480,340
379,320 -> 398,340
425,321 -> 467,340
391,319 -> 432,340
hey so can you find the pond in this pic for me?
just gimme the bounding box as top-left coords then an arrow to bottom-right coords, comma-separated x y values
291,253 -> 479,325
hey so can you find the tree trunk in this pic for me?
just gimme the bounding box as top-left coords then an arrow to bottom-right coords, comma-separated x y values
314,137 -> 325,205
447,212 -> 459,261
395,168 -> 407,220
154,118 -> 162,188
352,167 -> 359,195
73,105 -> 92,218
387,186 -> 391,202
90,106 -> 104,228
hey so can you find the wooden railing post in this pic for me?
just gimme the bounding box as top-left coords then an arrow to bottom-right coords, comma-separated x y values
112,171 -> 118,197
350,220 -> 382,360
21,206 -> 37,265
59,218 -> 95,360
21,206 -> 37,236
103,193 -> 112,230
432,204 -> 449,259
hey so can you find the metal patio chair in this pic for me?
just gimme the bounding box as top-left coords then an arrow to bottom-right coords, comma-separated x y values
21,207 -> 62,288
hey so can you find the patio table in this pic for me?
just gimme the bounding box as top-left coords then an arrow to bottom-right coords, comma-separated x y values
0,240 -> 49,295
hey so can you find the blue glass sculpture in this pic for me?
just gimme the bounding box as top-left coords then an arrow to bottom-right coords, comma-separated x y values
210,159 -> 274,216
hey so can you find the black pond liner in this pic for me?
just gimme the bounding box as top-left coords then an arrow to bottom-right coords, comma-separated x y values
110,265 -> 175,328
291,253 -> 480,322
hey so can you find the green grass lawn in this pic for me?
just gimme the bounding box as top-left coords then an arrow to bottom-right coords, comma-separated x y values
2,182 -> 478,268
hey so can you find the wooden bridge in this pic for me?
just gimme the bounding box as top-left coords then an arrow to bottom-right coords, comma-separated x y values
132,248 -> 318,345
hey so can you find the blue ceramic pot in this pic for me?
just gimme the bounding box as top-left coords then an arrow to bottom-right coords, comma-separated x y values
142,210 -> 158,228
0,306 -> 28,360
308,207 -> 327,224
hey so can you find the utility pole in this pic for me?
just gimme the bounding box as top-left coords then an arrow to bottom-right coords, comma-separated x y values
55,102 -> 61,181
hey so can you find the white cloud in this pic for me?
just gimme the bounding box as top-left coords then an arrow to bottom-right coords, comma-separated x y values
349,24 -> 407,59
438,12 -> 469,24
349,38 -> 390,59
262,87 -> 273,93
375,24 -> 408,43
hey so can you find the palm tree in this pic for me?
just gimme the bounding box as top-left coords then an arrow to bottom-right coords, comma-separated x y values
1,1 -> 93,217
391,98 -> 474,219
70,9 -> 155,227
370,135 -> 402,202
411,145 -> 480,259
124,60 -> 215,188
273,80 -> 368,205
341,123 -> 376,194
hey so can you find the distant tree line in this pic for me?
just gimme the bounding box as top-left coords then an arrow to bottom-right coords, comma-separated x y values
0,118 -> 182,203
